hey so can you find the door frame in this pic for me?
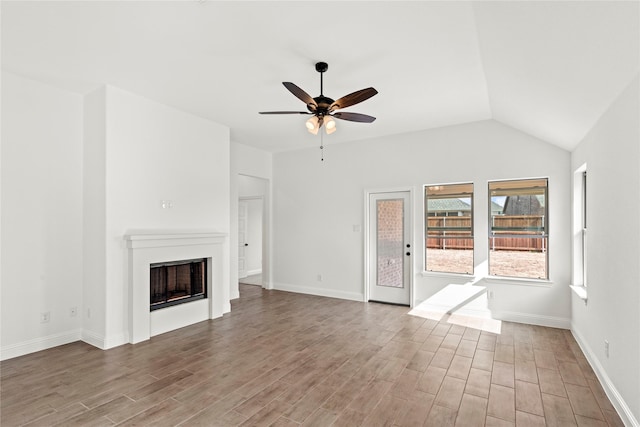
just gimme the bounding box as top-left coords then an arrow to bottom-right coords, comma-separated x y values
364,187 -> 414,307
236,174 -> 272,292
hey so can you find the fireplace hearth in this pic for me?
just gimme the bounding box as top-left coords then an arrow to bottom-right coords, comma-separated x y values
150,258 -> 207,311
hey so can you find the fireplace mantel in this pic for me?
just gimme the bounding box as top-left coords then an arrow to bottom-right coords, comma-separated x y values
126,231 -> 225,248
125,231 -> 227,344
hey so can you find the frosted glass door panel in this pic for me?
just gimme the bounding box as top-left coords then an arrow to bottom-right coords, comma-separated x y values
376,199 -> 404,288
368,191 -> 411,306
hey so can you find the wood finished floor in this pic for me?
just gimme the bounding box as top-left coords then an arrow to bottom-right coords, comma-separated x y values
1,285 -> 624,427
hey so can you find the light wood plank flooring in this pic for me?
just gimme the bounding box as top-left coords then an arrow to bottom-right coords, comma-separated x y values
1,285 -> 624,426
239,274 -> 262,286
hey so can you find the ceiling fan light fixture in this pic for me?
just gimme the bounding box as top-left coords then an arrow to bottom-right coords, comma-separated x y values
325,117 -> 337,134
306,116 -> 320,135
260,62 -> 377,140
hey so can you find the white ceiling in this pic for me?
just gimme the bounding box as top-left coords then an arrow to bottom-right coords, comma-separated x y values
2,1 -> 638,152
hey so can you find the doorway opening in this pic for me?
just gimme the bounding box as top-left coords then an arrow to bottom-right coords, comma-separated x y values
238,175 -> 268,288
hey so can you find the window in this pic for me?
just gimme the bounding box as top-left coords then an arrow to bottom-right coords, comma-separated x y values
573,165 -> 587,287
425,183 -> 473,274
582,171 -> 587,286
489,178 -> 548,279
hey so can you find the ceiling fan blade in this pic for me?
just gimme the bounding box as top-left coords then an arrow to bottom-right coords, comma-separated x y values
283,82 -> 317,111
332,112 -> 376,123
259,111 -> 312,115
330,87 -> 378,111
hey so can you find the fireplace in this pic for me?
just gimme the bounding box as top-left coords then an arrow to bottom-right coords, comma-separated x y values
150,258 -> 207,311
126,231 -> 227,344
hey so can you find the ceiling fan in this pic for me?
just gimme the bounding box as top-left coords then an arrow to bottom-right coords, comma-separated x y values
259,62 -> 378,135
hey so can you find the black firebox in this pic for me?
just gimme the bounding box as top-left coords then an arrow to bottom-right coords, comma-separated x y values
150,258 -> 207,311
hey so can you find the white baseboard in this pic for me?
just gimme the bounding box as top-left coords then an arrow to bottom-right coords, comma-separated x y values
81,329 -> 107,349
491,310 -> 571,329
571,326 -> 639,427
247,269 -> 262,276
1,329 -> 82,361
103,332 -> 129,350
81,330 -> 128,350
273,282 -> 364,302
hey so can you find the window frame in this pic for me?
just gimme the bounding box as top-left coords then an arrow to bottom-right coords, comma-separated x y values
424,182 -> 474,275
581,170 -> 587,287
488,178 -> 549,280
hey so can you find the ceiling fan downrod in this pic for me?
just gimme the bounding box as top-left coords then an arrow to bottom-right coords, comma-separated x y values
315,61 -> 328,96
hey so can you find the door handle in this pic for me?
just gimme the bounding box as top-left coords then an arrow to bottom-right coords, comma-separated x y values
244,243 -> 249,246
406,252 -> 411,256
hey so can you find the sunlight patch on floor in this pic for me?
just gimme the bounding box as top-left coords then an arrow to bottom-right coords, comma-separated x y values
409,284 -> 502,334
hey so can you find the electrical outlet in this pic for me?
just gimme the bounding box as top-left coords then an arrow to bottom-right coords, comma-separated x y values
40,311 -> 50,323
70,307 -> 77,317
487,290 -> 494,299
604,340 -> 609,358
317,274 -> 322,282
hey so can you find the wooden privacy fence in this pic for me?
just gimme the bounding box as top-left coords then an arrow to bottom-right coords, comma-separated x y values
427,215 -> 546,252
427,216 -> 473,250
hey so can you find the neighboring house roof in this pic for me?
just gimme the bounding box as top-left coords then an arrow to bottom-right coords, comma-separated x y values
428,198 -> 544,215
428,198 -> 471,213
491,201 -> 504,213
502,195 -> 545,215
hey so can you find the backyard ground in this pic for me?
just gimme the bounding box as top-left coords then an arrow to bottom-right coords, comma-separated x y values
426,249 -> 547,279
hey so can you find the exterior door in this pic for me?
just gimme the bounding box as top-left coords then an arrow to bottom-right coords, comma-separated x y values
238,200 -> 248,279
368,191 -> 411,305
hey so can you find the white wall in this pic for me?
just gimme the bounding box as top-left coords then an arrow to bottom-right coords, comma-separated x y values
1,72 -> 83,359
233,143 -> 272,179
273,120 -> 572,326
570,75 -> 639,426
239,173 -> 268,197
82,87 -> 107,344
230,143 -> 272,298
84,85 -> 230,348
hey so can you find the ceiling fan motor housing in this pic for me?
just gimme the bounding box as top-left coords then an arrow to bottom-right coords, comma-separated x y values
309,95 -> 334,115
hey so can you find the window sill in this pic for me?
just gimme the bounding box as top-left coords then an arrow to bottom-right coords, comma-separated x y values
483,276 -> 553,287
570,285 -> 588,302
421,271 -> 475,280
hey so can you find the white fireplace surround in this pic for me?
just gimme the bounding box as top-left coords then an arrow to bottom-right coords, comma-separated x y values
125,231 -> 227,344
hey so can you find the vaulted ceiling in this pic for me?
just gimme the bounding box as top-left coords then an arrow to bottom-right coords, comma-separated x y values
2,1 -> 638,152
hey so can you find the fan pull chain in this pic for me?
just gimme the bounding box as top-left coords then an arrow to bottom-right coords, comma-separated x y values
320,132 -> 324,161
